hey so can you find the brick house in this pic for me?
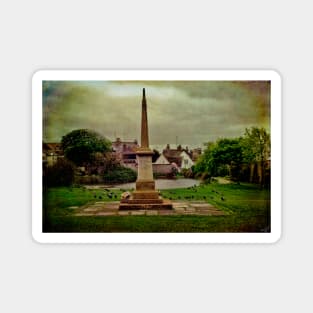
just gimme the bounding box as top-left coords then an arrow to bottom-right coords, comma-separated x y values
111,138 -> 139,170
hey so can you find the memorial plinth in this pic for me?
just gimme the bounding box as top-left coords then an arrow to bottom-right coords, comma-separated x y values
119,88 -> 173,210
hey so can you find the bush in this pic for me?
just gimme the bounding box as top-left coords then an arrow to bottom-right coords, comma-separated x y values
43,158 -> 75,187
103,166 -> 137,184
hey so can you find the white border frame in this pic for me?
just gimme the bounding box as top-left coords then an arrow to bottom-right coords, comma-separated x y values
32,70 -> 281,244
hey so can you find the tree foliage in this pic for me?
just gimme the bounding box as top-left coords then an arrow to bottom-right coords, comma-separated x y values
194,139 -> 244,181
194,127 -> 270,185
241,127 -> 270,163
241,127 -> 270,187
193,142 -> 216,179
61,129 -> 111,166
211,138 -> 243,166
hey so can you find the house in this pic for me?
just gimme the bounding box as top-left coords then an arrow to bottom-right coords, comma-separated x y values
154,153 -> 170,165
180,150 -> 194,169
152,153 -> 174,177
155,144 -> 195,171
42,142 -> 63,166
111,138 -> 139,170
190,148 -> 202,162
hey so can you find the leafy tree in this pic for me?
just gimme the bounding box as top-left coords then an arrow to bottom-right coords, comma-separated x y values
211,139 -> 242,166
103,152 -> 121,172
194,139 -> 243,181
211,138 -> 243,181
193,142 -> 217,181
194,127 -> 270,186
241,127 -> 270,187
61,129 -> 111,166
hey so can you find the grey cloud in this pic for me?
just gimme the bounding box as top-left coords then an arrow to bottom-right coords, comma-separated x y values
43,80 -> 270,148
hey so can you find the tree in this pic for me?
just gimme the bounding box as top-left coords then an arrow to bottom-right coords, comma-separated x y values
105,153 -> 120,171
211,138 -> 243,181
241,127 -> 270,187
194,139 -> 243,182
61,129 -> 111,166
193,142 -> 217,181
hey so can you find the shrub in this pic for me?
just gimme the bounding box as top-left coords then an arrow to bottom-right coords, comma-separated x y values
103,166 -> 137,184
43,158 -> 75,187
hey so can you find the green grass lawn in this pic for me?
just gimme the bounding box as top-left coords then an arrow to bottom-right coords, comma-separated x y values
43,182 -> 270,233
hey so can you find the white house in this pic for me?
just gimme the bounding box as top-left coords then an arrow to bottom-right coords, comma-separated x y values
155,145 -> 194,171
180,150 -> 194,169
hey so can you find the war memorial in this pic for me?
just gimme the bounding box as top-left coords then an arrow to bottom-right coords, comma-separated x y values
119,88 -> 173,210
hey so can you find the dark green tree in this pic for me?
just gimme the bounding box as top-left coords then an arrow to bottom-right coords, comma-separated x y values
241,127 -> 270,187
211,138 -> 243,181
193,142 -> 217,181
61,129 -> 111,166
194,139 -> 243,181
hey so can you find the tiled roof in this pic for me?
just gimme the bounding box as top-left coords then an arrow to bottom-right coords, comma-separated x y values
43,142 -> 63,152
43,142 -> 61,149
163,149 -> 183,167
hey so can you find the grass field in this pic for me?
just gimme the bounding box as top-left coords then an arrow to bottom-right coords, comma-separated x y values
43,182 -> 270,233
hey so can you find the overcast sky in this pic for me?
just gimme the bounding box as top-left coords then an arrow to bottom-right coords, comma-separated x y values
43,80 -> 270,149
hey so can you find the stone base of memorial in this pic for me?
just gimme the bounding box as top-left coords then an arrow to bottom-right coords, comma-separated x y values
119,199 -> 173,210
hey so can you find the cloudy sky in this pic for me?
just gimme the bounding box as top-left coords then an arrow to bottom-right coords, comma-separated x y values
43,80 -> 270,149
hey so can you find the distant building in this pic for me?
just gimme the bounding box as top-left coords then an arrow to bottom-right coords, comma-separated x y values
154,154 -> 170,165
152,152 -> 175,176
190,148 -> 202,162
155,144 -> 195,171
180,150 -> 194,169
42,142 -> 63,166
111,138 -> 139,170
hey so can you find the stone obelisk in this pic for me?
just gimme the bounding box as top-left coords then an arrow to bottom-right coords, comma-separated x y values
133,88 -> 159,199
119,88 -> 172,210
